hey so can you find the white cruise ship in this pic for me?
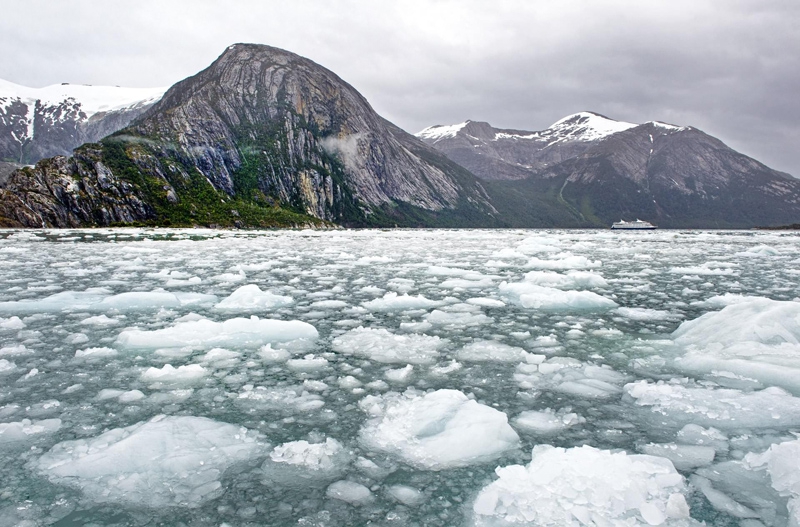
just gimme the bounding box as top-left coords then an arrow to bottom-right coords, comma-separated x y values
611,219 -> 657,230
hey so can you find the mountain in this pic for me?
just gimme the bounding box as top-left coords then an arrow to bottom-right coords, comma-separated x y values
417,113 -> 800,228
0,79 -> 165,165
0,44 -> 496,228
417,113 -> 636,181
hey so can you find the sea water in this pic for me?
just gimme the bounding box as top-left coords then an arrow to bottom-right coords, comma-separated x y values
0,228 -> 798,526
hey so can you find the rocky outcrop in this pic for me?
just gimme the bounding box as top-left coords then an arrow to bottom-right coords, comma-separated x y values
0,44 -> 494,228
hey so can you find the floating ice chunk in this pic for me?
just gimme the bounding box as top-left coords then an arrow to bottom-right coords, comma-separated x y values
0,418 -> 61,443
669,264 -> 737,276
615,307 -> 677,321
745,439 -> 800,525
356,255 -> 393,265
258,344 -> 290,363
672,298 -> 800,393
141,364 -> 208,384
525,253 -> 601,270
98,291 -> 217,310
736,245 -> 781,257
426,266 -> 489,280
117,316 -> 318,349
210,270 -> 246,283
640,443 -> 716,471
499,282 -> 616,311
237,385 -> 325,413
625,380 -> 800,429
263,438 -> 349,487
118,390 -> 145,402
0,316 -> 25,330
215,284 -> 293,311
80,314 -> 119,326
0,344 -> 32,357
200,348 -> 241,366
466,297 -> 506,308
425,309 -> 492,326
287,354 -> 329,371
0,359 -> 16,373
387,484 -> 424,505
310,300 -> 348,309
470,445 -> 694,527
515,358 -> 627,398
362,292 -> 439,312
690,474 -> 760,519
35,415 -> 268,507
512,408 -> 585,435
326,480 -> 373,505
359,389 -> 519,470
96,388 -> 125,400
74,347 -> 117,359
332,327 -> 446,365
457,340 -> 529,363
385,365 -> 414,383
676,424 -> 729,454
439,278 -> 494,289
523,270 -> 608,289
0,289 -> 218,314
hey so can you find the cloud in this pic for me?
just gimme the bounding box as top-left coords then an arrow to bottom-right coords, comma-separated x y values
1,0 -> 798,176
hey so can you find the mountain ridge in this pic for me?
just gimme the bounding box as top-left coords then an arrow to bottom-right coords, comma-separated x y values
0,44 -> 497,229
417,114 -> 800,227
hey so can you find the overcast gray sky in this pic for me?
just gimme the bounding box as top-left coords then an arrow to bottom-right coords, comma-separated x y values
2,0 -> 798,176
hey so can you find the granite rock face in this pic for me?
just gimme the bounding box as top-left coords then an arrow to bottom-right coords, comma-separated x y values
0,44 -> 494,228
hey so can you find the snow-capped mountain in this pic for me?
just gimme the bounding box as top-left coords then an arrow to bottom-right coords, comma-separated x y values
419,113 -> 800,228
0,79 -> 165,164
415,112 -> 680,181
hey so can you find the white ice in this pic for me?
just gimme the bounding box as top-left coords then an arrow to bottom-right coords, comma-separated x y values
215,284 -> 293,311
35,415 -> 268,507
457,340 -> 532,363
471,444 -> 694,527
331,327 -> 446,365
358,389 -> 519,470
117,316 -> 318,349
500,281 -> 617,311
672,298 -> 800,394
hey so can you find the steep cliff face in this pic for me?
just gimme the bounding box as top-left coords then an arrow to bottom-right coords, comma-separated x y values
0,79 -> 164,164
421,114 -> 800,227
0,44 -> 494,228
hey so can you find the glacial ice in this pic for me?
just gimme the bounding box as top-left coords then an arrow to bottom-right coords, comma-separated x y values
499,281 -> 617,311
214,284 -> 293,311
672,298 -> 800,393
470,445 -> 695,527
358,389 -> 519,470
331,327 -> 446,364
117,316 -> 318,349
1,228 -> 799,526
35,415 -> 268,507
263,438 -> 349,487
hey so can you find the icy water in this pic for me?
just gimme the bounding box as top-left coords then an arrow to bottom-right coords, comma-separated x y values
0,228 -> 799,527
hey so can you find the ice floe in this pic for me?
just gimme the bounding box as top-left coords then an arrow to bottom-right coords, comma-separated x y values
672,298 -> 800,393
215,284 -> 293,311
117,316 -> 318,349
35,415 -> 268,507
358,389 -> 519,470
331,327 -> 446,364
470,445 -> 695,527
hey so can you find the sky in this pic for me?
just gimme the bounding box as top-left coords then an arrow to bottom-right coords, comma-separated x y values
2,0 -> 798,176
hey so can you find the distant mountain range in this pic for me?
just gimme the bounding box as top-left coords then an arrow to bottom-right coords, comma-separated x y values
0,45 -> 797,229
417,113 -> 800,228
0,79 -> 165,165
